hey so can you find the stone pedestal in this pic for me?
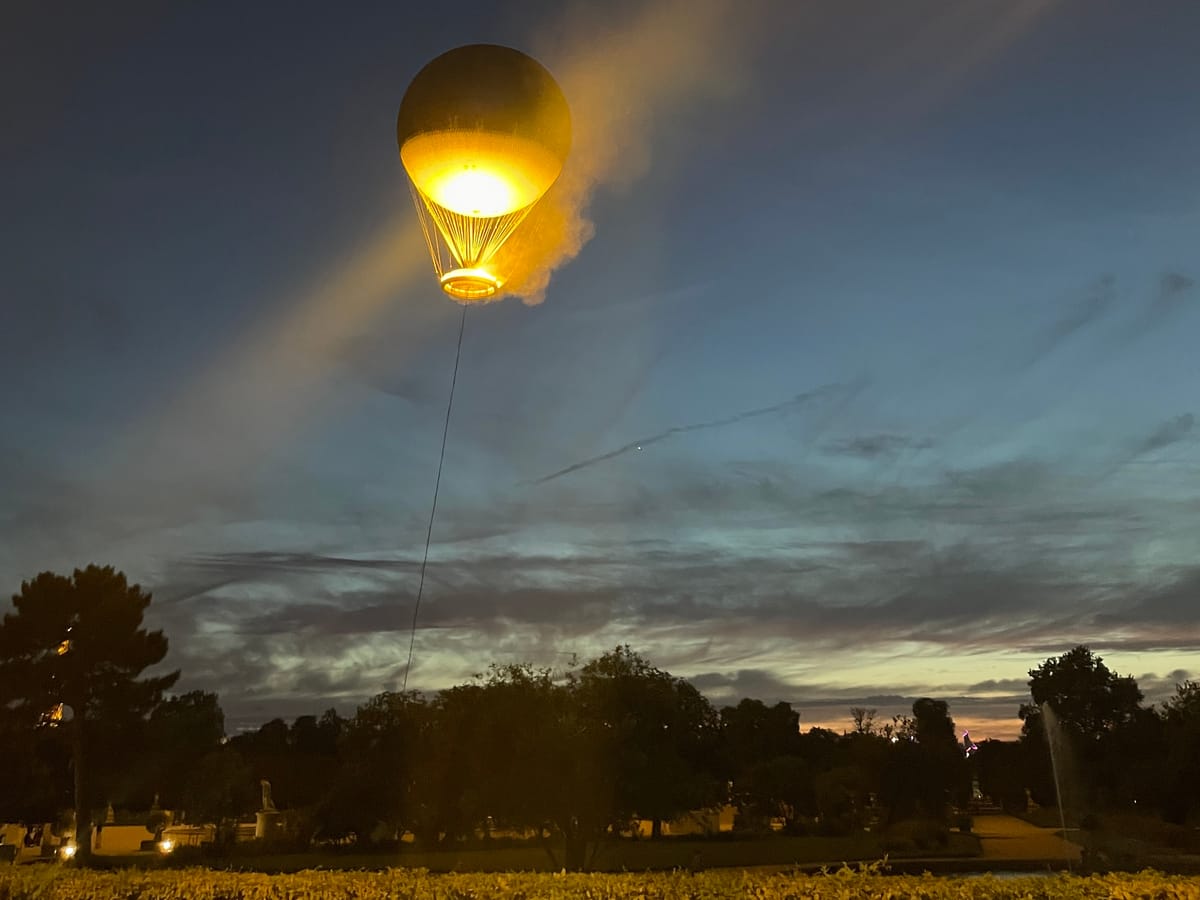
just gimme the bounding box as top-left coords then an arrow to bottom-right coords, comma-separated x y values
255,810 -> 284,840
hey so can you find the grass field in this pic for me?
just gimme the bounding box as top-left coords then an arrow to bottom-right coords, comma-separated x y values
120,831 -> 980,874
4,865 -> 1200,900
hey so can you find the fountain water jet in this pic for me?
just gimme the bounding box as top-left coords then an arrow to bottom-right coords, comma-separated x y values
1041,703 -> 1074,872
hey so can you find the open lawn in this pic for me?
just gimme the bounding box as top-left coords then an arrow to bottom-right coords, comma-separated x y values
1014,809 -> 1200,873
130,832 -> 979,873
5,866 -> 1200,900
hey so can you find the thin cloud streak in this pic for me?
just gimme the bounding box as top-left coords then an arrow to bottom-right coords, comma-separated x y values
1026,275 -> 1115,366
529,379 -> 867,485
823,433 -> 934,460
1137,413 -> 1196,456
1105,271 -> 1196,352
1093,411 -> 1198,485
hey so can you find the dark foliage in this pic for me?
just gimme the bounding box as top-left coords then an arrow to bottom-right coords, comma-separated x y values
0,566 -> 178,857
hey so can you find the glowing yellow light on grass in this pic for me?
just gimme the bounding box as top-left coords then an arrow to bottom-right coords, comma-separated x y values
398,45 -> 571,302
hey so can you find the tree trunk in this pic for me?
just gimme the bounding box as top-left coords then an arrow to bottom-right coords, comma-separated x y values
563,832 -> 586,872
558,816 -> 590,872
538,825 -> 561,870
651,817 -> 663,839
71,708 -> 92,862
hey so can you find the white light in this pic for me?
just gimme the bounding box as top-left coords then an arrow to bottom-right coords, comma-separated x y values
158,839 -> 174,854
59,842 -> 77,860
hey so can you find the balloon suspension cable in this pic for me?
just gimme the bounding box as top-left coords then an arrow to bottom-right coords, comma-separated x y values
402,305 -> 467,693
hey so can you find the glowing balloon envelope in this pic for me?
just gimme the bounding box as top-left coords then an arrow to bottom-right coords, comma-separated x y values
397,44 -> 571,302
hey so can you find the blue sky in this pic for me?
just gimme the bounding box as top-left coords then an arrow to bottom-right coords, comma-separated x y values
3,1 -> 1198,737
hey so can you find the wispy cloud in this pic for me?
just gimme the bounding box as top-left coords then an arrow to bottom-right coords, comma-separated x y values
823,433 -> 934,460
1094,566 -> 1200,629
1136,413 -> 1196,456
1095,412 -> 1198,484
1110,271 -> 1196,350
529,380 -> 866,485
1026,275 -> 1116,365
1147,272 -> 1196,323
144,504 -> 1200,738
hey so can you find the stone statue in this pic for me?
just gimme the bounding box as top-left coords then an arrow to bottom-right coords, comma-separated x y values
260,779 -> 276,811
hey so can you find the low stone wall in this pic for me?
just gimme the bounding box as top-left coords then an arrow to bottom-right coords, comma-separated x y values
93,824 -> 154,854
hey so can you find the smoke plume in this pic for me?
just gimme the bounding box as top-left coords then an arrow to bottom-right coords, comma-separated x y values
499,0 -> 767,304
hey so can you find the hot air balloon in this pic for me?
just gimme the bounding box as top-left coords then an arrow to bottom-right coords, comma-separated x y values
397,44 -> 571,302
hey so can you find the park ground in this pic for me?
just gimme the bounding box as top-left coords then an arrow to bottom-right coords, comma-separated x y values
73,813 -> 1087,874
975,814 -> 1080,865
32,813 -> 1200,875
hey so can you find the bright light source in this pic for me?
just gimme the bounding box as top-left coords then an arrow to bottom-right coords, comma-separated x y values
40,703 -> 65,728
401,132 -> 561,218
396,45 -> 571,303
59,842 -> 77,860
428,167 -> 520,218
157,839 -> 174,854
439,267 -> 499,300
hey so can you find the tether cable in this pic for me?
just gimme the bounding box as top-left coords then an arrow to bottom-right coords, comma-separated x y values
402,304 -> 466,692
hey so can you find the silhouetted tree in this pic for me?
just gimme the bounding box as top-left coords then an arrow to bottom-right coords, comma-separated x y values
912,698 -> 955,748
1099,704 -> 1165,811
1019,645 -> 1143,743
231,710 -> 344,818
814,765 -> 866,831
0,702 -> 71,823
974,739 -> 1029,812
850,707 -> 877,735
845,729 -> 888,812
183,747 -> 256,844
720,698 -> 800,779
721,699 -> 803,828
1160,680 -> 1200,823
1018,645 -> 1145,813
577,647 -> 722,841
884,714 -> 916,742
795,727 -> 843,775
142,691 -> 226,810
0,566 -> 178,859
435,663 -> 602,865
316,692 -> 426,843
880,698 -> 965,823
741,755 -> 813,831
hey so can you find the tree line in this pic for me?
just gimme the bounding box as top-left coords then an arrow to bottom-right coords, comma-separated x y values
2,566 -> 1198,868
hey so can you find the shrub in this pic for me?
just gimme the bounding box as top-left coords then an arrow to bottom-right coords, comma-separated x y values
884,818 -> 950,852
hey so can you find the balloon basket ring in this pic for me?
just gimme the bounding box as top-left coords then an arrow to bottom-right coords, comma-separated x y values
440,268 -> 500,302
